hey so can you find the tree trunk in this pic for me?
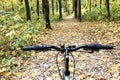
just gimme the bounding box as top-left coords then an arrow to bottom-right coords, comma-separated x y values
52,0 -> 54,15
42,0 -> 52,29
72,0 -> 74,13
77,0 -> 82,21
74,0 -> 77,18
24,0 -> 31,20
100,0 -> 102,9
65,0 -> 69,15
89,0 -> 92,11
36,0 -> 39,16
106,0 -> 110,20
11,0 -> 14,11
42,0 -> 45,19
56,1 -> 58,12
59,0 -> 62,20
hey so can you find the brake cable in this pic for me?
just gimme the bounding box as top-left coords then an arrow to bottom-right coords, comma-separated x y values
70,52 -> 75,80
56,51 -> 63,80
56,51 -> 76,80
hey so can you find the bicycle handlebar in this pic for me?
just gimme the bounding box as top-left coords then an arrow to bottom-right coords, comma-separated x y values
83,43 -> 113,50
22,43 -> 114,52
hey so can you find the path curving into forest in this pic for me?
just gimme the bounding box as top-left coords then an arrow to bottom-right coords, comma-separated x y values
11,16 -> 120,80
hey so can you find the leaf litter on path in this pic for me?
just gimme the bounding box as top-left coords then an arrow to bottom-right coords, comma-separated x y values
8,18 -> 120,80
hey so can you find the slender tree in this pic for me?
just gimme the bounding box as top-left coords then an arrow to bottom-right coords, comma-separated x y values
42,0 -> 52,29
72,0 -> 74,13
24,0 -> 31,20
36,0 -> 40,16
74,0 -> 77,18
52,0 -> 54,15
56,1 -> 58,12
100,0 -> 102,9
77,0 -> 82,21
89,0 -> 92,11
106,0 -> 110,20
11,0 -> 14,11
65,0 -> 69,15
59,0 -> 62,19
42,0 -> 45,15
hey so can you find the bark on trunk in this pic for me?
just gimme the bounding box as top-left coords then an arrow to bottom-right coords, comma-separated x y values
106,0 -> 110,20
36,0 -> 40,16
59,0 -> 62,19
24,0 -> 31,20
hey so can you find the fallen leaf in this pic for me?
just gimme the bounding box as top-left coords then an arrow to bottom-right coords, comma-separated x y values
15,72 -> 22,77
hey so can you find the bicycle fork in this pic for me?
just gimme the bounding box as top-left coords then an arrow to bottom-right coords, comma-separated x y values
63,49 -> 70,80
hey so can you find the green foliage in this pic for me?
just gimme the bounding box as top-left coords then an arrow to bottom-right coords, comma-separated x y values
2,58 -> 14,71
50,14 -> 59,22
82,7 -> 106,21
0,10 -> 47,73
82,4 -> 120,21
110,2 -> 120,21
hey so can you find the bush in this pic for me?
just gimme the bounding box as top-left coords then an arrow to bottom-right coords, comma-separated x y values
111,3 -> 120,21
82,4 -> 120,21
0,11 -> 46,72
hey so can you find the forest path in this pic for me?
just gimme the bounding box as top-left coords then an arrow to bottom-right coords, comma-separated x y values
12,16 -> 120,80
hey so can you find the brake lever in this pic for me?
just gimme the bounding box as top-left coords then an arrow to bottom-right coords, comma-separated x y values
88,49 -> 99,53
84,48 -> 99,53
35,50 -> 41,53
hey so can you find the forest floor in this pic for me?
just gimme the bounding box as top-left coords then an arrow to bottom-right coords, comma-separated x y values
2,16 -> 120,80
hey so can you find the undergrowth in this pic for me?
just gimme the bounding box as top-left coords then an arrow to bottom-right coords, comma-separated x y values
0,10 -> 59,73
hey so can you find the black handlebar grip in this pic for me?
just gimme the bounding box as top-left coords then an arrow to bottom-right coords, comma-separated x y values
102,45 -> 114,49
84,43 -> 114,50
22,45 -> 40,51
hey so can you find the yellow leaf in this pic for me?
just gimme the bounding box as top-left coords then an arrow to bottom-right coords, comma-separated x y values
49,65 -> 55,70
2,72 -> 11,77
52,73 -> 59,77
57,58 -> 63,63
70,67 -> 74,73
0,68 -> 6,73
30,73 -> 36,78
78,74 -> 88,79
15,72 -> 22,77
90,60 -> 95,64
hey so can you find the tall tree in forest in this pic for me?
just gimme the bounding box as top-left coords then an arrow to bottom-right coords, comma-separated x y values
59,0 -> 62,19
77,0 -> 82,21
72,0 -> 74,13
100,0 -> 102,9
42,0 -> 45,15
24,0 -> 31,20
56,1 -> 58,12
106,0 -> 110,20
42,0 -> 51,29
11,0 -> 14,11
52,0 -> 54,15
65,0 -> 69,15
36,0 -> 39,16
89,0 -> 92,11
74,0 -> 77,18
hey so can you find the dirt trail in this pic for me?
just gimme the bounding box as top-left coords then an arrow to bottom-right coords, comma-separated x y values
12,16 -> 120,80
